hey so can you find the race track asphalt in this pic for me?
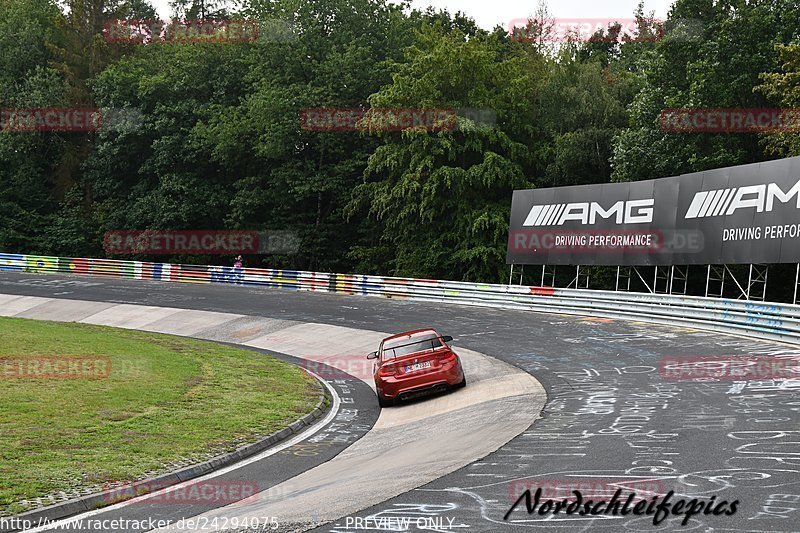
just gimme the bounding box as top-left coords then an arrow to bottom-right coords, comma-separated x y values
0,272 -> 798,533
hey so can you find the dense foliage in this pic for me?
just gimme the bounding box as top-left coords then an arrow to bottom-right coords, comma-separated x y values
1,0 -> 798,284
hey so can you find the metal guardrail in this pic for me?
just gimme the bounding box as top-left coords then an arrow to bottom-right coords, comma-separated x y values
2,253 -> 799,345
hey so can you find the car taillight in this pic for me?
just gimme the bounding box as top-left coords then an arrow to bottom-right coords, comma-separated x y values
437,351 -> 456,362
378,363 -> 397,376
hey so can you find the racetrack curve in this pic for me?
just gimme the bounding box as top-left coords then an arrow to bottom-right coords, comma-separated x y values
0,293 -> 542,533
0,271 -> 799,533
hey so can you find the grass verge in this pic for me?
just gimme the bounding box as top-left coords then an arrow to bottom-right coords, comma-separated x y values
0,317 -> 320,515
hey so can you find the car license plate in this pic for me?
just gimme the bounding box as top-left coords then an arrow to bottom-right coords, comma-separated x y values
406,361 -> 431,372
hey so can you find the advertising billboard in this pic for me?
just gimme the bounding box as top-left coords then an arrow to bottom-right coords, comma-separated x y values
507,156 -> 800,265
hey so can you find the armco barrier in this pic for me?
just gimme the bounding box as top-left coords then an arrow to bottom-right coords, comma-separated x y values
2,253 -> 799,345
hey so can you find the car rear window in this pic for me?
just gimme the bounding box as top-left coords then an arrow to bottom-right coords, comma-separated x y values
382,333 -> 443,358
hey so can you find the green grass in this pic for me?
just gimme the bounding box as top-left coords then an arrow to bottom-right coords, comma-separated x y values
0,317 -> 321,515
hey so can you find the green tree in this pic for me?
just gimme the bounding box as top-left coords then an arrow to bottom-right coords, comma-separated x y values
349,25 -> 545,281
0,0 -> 69,253
611,0 -> 800,182
757,44 -> 800,157
80,0 -> 412,270
538,44 -> 631,187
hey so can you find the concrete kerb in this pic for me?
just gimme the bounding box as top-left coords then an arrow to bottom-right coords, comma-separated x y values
0,371 -> 331,533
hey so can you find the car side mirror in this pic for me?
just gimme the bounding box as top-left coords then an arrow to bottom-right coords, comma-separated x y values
441,335 -> 453,343
367,351 -> 378,360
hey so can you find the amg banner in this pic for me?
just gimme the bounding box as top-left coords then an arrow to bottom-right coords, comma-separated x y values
507,156 -> 800,266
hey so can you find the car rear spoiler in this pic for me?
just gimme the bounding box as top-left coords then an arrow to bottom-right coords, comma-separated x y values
382,335 -> 443,351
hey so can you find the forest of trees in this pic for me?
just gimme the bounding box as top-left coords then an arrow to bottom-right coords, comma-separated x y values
1,0 -> 799,289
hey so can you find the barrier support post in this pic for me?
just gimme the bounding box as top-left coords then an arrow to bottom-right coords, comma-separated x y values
653,266 -> 670,294
541,265 -> 556,287
746,264 -> 768,301
508,264 -> 525,286
616,266 -> 631,292
669,266 -> 688,295
707,264 -> 760,300
569,265 -> 589,289
706,264 -> 725,297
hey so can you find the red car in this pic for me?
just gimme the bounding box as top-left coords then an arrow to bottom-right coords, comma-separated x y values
367,328 -> 466,407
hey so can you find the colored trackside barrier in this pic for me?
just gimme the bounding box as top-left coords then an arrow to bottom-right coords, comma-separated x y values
2,253 -> 800,345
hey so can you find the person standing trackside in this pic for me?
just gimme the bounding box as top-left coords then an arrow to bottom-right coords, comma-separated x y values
234,255 -> 243,268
